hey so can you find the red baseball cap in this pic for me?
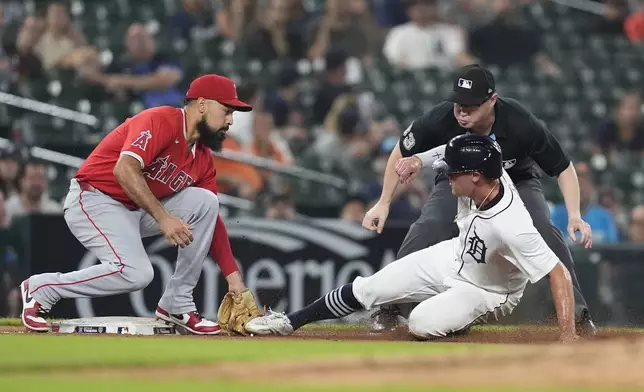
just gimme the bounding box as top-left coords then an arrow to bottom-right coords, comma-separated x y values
185,74 -> 252,112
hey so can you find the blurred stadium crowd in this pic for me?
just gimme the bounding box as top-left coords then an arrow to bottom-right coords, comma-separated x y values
2,0 -> 644,317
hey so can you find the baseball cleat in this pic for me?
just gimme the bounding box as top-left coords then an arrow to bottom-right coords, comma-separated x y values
244,310 -> 294,336
370,306 -> 400,333
155,306 -> 221,335
576,309 -> 597,337
20,280 -> 50,332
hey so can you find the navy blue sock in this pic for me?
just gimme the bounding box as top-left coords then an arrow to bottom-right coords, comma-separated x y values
287,283 -> 363,331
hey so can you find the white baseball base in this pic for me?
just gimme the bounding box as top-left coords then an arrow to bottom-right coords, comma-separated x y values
51,317 -> 178,336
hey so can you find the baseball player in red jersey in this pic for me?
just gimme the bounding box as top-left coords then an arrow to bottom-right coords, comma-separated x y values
20,74 -> 253,335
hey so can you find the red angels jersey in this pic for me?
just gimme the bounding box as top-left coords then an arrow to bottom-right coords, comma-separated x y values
75,106 -> 218,208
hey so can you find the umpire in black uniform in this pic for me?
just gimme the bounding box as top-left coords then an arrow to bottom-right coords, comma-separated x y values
363,64 -> 596,335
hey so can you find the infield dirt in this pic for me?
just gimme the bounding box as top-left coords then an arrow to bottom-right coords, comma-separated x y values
1,323 -> 641,343
4,324 -> 644,389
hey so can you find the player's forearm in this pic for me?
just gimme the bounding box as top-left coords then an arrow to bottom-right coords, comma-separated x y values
415,145 -> 445,168
225,271 -> 247,294
557,163 -> 581,219
210,216 -> 240,277
114,156 -> 168,221
378,142 -> 403,205
548,263 -> 576,336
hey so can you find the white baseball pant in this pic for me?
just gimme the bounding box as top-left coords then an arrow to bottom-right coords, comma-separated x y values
352,238 -> 522,338
28,179 -> 218,314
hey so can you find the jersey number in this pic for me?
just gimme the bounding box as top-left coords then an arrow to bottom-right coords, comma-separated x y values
131,130 -> 152,151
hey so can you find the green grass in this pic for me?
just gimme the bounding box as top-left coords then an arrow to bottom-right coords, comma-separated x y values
2,319 -> 643,391
0,375 -> 636,392
0,333 -> 489,372
0,317 -> 21,326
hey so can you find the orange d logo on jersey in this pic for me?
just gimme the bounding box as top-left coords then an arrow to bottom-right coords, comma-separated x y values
131,130 -> 152,151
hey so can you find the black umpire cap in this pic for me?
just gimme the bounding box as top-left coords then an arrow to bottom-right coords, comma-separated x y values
447,64 -> 496,106
433,134 -> 503,180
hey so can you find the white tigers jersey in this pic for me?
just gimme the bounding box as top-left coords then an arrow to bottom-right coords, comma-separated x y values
416,145 -> 560,294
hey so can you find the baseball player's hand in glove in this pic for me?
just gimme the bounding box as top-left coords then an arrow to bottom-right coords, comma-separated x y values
217,289 -> 263,335
567,217 -> 593,249
362,202 -> 390,234
395,156 -> 423,185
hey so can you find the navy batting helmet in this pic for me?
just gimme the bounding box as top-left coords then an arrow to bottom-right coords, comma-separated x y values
433,134 -> 503,180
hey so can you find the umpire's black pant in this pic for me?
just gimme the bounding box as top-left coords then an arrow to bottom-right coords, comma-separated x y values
394,177 -> 589,322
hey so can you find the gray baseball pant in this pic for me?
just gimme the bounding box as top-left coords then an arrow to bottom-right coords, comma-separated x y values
391,177 -> 589,321
28,179 -> 218,314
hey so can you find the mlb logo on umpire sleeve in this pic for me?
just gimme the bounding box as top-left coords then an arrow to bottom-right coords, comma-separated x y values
458,78 -> 473,89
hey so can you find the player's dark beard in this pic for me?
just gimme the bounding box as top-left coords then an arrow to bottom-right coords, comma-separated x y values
197,118 -> 227,152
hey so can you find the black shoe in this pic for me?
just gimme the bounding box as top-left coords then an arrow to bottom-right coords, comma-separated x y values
576,309 -> 597,337
449,326 -> 471,337
370,306 -> 400,333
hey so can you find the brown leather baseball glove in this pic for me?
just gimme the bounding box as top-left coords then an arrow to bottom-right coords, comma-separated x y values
217,289 -> 263,335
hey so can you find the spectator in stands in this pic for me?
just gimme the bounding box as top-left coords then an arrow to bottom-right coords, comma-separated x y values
309,104 -> 372,182
595,0 -> 632,36
307,0 -> 376,60
228,81 -> 262,146
283,0 -> 311,35
11,15 -> 43,81
32,2 -> 100,73
1,1 -> 23,26
0,186 -> 13,316
0,4 -> 17,86
367,109 -> 403,149
551,162 -> 619,244
628,205 -> 644,242
247,111 -> 294,186
0,179 -> 15,317
214,82 -> 266,200
0,190 -> 11,229
213,136 -> 264,200
598,185 -> 629,240
594,91 -> 644,158
266,66 -> 300,128
264,65 -> 308,153
1,250 -> 19,318
0,147 -> 21,199
99,23 -> 184,109
169,0 -> 217,42
312,48 -> 352,125
466,0 -> 563,78
347,0 -> 386,59
5,159 -> 61,219
245,0 -> 305,61
340,194 -> 367,224
264,192 -> 297,220
216,0 -> 257,42
625,8 -> 644,43
374,0 -> 410,28
383,0 -> 474,71
437,0 -> 537,29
